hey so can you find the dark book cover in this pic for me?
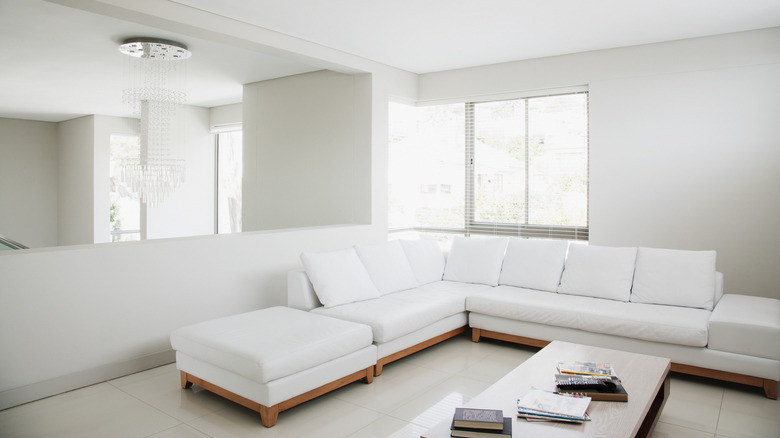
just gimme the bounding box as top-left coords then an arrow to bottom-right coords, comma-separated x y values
451,417 -> 512,437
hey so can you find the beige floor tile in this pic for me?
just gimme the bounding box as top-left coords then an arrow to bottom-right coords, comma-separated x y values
399,336 -> 494,374
715,386 -> 780,438
651,421 -> 716,438
186,394 -> 380,438
458,348 -> 531,383
0,383 -> 180,438
109,364 -> 232,422
330,362 -> 452,414
347,415 -> 428,438
388,374 -> 493,428
148,423 -> 212,438
657,376 -> 724,434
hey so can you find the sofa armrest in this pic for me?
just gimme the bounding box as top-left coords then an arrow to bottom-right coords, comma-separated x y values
287,269 -> 322,311
714,272 -> 724,305
708,294 -> 780,361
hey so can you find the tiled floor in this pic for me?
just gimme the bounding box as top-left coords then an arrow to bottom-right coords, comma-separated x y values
1,335 -> 778,437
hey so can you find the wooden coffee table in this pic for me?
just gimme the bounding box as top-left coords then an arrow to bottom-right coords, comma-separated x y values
422,341 -> 670,438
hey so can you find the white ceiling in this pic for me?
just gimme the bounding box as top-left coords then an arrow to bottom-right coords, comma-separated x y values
2,0 -> 779,122
175,0 -> 780,73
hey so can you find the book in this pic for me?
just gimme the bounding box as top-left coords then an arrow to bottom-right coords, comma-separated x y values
518,389 -> 591,418
555,374 -> 629,402
557,361 -> 617,377
451,417 -> 512,437
519,411 -> 592,423
452,407 -> 504,430
517,389 -> 591,423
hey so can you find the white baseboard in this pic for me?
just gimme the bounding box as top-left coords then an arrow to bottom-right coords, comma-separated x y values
0,349 -> 175,411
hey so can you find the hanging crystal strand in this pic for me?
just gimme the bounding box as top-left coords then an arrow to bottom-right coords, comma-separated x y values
118,40 -> 188,208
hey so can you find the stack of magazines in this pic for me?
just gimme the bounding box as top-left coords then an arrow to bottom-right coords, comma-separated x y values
556,361 -> 628,402
516,389 -> 591,423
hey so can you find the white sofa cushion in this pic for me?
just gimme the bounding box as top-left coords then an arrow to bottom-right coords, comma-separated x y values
355,241 -> 418,295
400,238 -> 446,285
443,237 -> 508,286
708,294 -> 780,361
170,306 -> 374,384
468,287 -> 710,347
311,282 -> 485,343
499,238 -> 568,292
558,245 -> 637,302
300,248 -> 380,308
630,247 -> 717,310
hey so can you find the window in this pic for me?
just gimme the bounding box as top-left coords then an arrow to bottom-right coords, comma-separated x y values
388,91 -> 588,242
215,129 -> 242,234
109,134 -> 142,242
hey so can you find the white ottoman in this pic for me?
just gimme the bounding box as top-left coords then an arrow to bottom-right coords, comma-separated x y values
171,306 -> 376,427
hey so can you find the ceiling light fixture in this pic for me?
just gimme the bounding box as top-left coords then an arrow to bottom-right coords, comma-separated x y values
118,37 -> 192,61
118,37 -> 191,207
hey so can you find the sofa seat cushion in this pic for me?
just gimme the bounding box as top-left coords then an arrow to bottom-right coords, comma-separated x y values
311,281 -> 488,343
467,287 -> 710,347
170,306 -> 374,384
708,294 -> 780,361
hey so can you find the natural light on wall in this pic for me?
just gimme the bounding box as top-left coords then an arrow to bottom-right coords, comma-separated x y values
388,91 -> 588,244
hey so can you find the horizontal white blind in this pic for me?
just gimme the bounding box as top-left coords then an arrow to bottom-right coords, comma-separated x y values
388,91 -> 588,242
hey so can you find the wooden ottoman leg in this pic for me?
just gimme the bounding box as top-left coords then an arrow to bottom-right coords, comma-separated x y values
259,405 -> 279,427
180,371 -> 193,389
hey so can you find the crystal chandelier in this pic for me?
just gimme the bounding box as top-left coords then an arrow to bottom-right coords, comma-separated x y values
118,37 -> 191,207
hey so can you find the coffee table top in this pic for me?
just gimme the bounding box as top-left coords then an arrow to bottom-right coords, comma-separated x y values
422,341 -> 671,438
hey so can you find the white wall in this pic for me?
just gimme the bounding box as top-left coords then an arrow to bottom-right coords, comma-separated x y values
0,225 -> 380,409
58,116 -> 96,246
589,63 -> 780,299
243,70 -> 373,231
0,118 -> 58,248
210,103 -> 242,130
418,28 -> 780,300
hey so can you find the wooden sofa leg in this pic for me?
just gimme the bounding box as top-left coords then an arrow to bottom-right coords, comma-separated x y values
180,371 -> 193,389
764,379 -> 778,400
259,405 -> 279,427
375,362 -> 384,376
362,366 -> 375,384
472,328 -> 481,342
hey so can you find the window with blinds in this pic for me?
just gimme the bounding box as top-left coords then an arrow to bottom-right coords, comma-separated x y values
389,91 -> 588,242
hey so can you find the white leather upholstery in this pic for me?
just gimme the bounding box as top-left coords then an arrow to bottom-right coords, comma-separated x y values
468,286 -> 710,347
709,294 -> 780,361
469,313 -> 780,381
310,282 -> 486,343
171,306 -> 373,383
286,238 -> 778,393
176,345 -> 376,406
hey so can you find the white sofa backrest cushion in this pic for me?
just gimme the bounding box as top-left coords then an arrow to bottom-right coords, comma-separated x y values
499,238 -> 568,292
443,237 -> 508,286
355,241 -> 419,295
630,247 -> 717,310
399,238 -> 446,285
558,244 -> 637,301
300,248 -> 380,308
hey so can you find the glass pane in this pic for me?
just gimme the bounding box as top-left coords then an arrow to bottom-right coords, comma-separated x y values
217,131 -> 243,234
473,100 -> 526,223
388,102 -> 465,230
527,94 -> 588,226
109,135 -> 141,242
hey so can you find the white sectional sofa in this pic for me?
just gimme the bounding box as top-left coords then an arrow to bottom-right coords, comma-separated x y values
288,237 -> 780,398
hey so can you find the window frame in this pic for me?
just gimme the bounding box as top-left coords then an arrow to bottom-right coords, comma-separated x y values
389,89 -> 589,242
